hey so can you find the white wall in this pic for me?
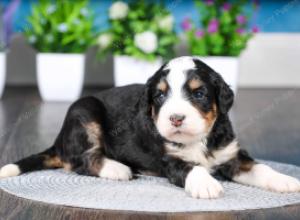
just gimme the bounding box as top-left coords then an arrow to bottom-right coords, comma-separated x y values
239,33 -> 300,88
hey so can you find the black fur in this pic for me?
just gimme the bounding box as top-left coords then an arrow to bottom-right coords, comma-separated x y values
193,58 -> 234,115
214,149 -> 255,180
15,147 -> 57,173
10,58 -> 254,190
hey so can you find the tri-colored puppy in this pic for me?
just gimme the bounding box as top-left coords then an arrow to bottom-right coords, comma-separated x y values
1,56 -> 299,199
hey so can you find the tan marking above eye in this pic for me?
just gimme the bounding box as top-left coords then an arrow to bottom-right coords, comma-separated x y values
189,78 -> 203,90
157,80 -> 168,93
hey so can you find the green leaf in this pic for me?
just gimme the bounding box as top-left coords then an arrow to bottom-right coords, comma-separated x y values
186,0 -> 254,56
98,0 -> 177,61
23,0 -> 96,53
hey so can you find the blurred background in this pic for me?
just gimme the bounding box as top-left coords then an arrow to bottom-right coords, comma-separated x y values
1,0 -> 300,87
0,0 -> 299,167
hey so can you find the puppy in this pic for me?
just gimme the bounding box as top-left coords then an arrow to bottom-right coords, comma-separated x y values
1,56 -> 299,199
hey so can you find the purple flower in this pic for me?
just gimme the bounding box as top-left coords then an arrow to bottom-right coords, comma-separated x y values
222,3 -> 231,11
252,26 -> 259,33
236,15 -> 247,24
207,19 -> 218,33
205,0 -> 214,6
195,29 -> 204,38
236,28 -> 245,34
181,17 -> 192,31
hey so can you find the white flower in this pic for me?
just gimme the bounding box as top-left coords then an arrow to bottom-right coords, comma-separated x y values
28,35 -> 37,44
158,15 -> 174,31
45,34 -> 54,43
46,5 -> 56,14
97,33 -> 112,49
57,23 -> 68,33
80,8 -> 89,17
134,31 -> 158,54
109,1 -> 129,20
73,18 -> 81,25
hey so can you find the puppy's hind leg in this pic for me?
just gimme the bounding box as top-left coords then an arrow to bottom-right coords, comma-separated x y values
97,157 -> 132,181
61,97 -> 132,181
0,147 -> 62,178
75,124 -> 132,181
73,149 -> 133,181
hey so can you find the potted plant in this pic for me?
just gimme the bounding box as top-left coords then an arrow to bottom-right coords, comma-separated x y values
182,0 -> 259,93
97,0 -> 177,86
0,4 -> 6,98
24,0 -> 96,101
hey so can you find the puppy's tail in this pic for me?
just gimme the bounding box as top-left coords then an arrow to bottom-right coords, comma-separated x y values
0,146 -> 63,178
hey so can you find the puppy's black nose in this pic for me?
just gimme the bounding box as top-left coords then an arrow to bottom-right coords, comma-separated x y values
170,114 -> 186,127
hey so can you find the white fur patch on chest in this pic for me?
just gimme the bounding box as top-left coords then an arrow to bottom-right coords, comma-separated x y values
165,140 -> 239,172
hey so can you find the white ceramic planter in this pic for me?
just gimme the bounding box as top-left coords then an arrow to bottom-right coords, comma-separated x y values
196,56 -> 239,93
113,55 -> 163,86
37,53 -> 85,102
0,52 -> 6,98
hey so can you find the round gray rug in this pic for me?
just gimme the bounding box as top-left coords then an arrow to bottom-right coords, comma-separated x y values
0,160 -> 300,212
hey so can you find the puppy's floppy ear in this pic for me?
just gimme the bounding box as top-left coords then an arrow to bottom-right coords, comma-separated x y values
141,62 -> 168,105
136,75 -> 154,116
193,58 -> 234,114
137,86 -> 150,112
138,62 -> 168,114
213,73 -> 234,114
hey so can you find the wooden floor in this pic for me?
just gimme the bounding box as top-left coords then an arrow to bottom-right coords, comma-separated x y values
0,87 -> 299,219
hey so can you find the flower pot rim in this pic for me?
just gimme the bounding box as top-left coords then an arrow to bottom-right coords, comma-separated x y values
114,55 -> 163,62
194,55 -> 239,59
37,52 -> 85,56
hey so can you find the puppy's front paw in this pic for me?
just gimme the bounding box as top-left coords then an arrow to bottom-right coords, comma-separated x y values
234,164 -> 300,193
263,169 -> 300,193
185,166 -> 224,199
268,174 -> 300,193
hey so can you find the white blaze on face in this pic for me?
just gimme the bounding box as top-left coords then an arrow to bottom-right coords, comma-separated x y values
155,57 -> 207,144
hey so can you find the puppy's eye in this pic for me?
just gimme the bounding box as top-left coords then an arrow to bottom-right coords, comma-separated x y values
154,91 -> 166,103
193,89 -> 205,99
